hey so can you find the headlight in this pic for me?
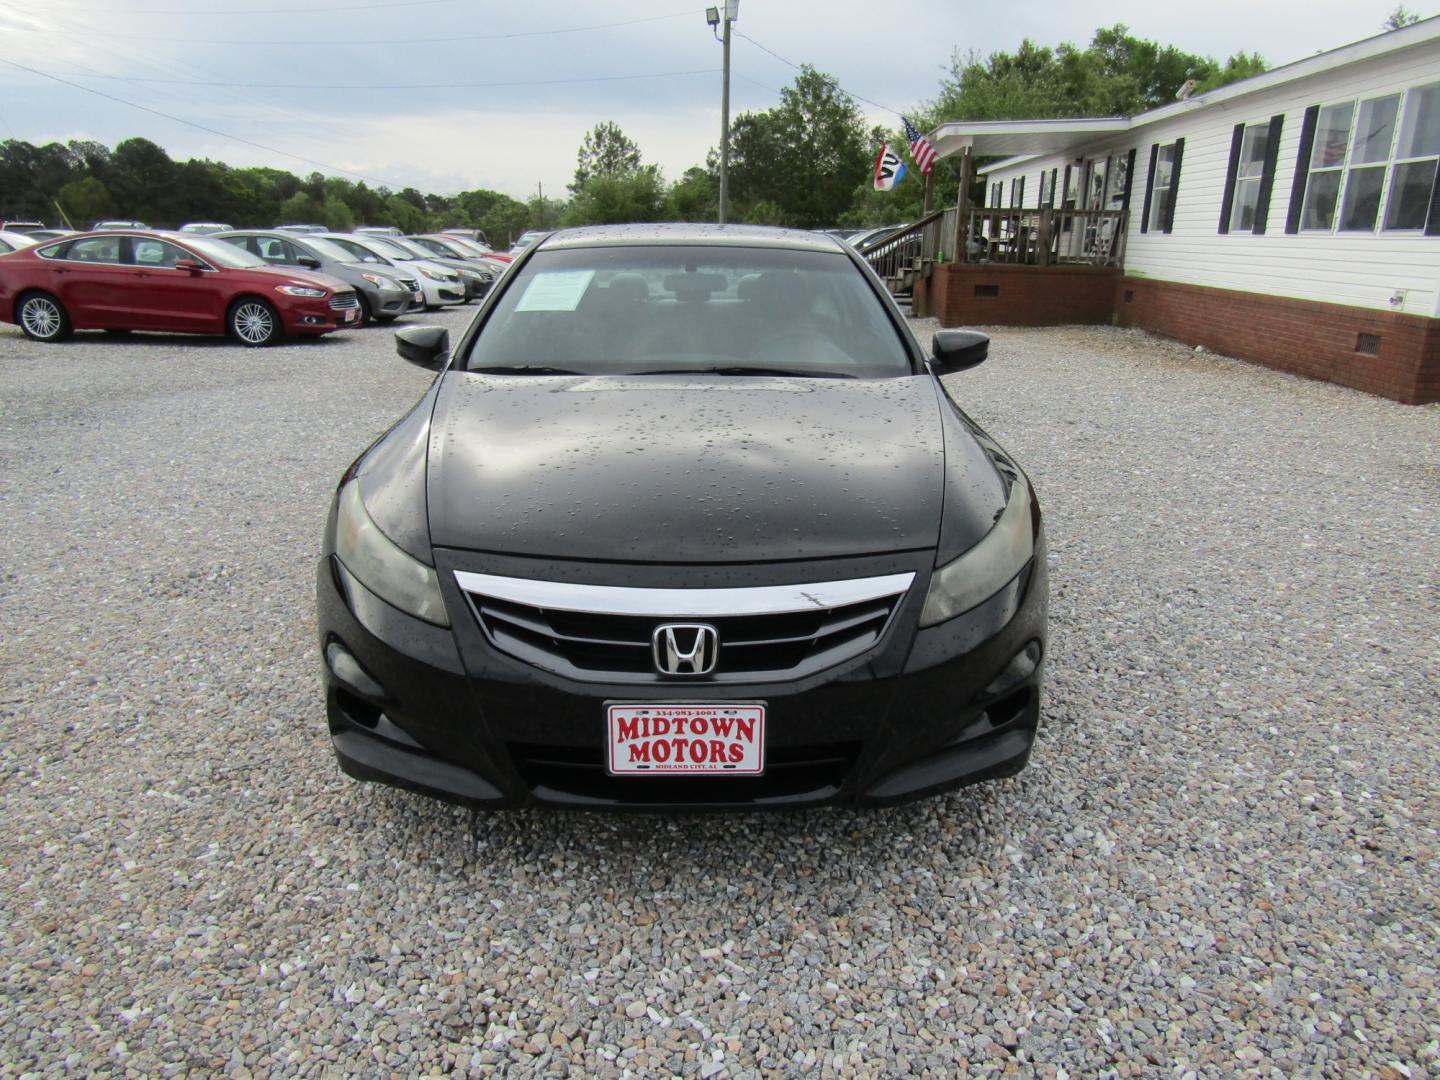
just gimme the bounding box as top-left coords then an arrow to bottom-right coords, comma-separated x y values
361,273 -> 400,290
418,267 -> 444,281
335,480 -> 449,627
459,268 -> 481,281
919,477 -> 1034,627
276,284 -> 326,297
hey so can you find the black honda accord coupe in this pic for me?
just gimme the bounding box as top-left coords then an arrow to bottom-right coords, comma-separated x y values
316,223 -> 1047,810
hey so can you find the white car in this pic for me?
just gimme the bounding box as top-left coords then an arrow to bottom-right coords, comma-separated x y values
0,230 -> 39,253
318,233 -> 465,309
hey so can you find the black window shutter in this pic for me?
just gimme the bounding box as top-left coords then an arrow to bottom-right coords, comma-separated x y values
1287,105 -> 1320,234
1426,163 -> 1440,235
1219,124 -> 1245,234
1140,144 -> 1159,234
1163,138 -> 1184,234
1018,176 -> 1026,208
1048,168 -> 1058,208
1253,114 -> 1285,234
1121,148 -> 1137,211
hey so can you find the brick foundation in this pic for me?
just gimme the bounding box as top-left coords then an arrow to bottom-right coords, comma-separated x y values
925,263 -> 1119,327
915,261 -> 1438,405
1115,278 -> 1439,406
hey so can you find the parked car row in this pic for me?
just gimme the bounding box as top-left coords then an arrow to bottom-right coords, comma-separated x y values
0,218 -> 531,346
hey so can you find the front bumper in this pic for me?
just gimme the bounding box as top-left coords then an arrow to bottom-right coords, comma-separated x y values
315,539 -> 1048,811
280,296 -> 360,335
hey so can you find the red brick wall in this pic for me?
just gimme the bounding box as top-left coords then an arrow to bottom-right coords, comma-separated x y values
1115,277 -> 1439,406
929,263 -> 1118,328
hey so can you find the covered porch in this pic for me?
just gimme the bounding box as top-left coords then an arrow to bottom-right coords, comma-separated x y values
859,116 -> 1134,321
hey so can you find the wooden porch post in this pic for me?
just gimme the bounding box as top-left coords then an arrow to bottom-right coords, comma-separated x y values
923,169 -> 934,214
954,147 -> 972,262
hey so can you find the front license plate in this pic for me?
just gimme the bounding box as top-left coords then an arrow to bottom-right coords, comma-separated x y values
607,704 -> 765,776
413,291 -> 424,304
343,308 -> 358,322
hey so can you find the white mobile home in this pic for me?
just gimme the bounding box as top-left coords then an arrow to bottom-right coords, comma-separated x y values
914,18 -> 1440,404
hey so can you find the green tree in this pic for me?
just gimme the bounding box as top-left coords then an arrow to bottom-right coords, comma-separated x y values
665,166 -> 718,221
277,191 -> 322,224
1385,5 -> 1422,29
56,175 -> 113,222
933,25 -> 1268,121
571,122 -> 643,193
322,194 -> 355,231
562,169 -> 664,225
108,137 -> 177,223
383,193 -> 426,231
725,66 -> 869,229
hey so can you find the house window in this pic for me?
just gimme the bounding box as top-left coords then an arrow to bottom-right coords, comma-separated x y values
1229,124 -> 1272,231
1149,143 -> 1179,231
1301,101 -> 1356,229
1384,81 -> 1440,230
1108,155 -> 1130,209
1037,170 -> 1050,208
1339,95 -> 1400,230
991,181 -> 1002,208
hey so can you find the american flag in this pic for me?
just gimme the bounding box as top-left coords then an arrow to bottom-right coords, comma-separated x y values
903,117 -> 938,175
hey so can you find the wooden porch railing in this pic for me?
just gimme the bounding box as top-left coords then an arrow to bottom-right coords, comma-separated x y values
963,208 -> 1128,268
858,208 -> 956,295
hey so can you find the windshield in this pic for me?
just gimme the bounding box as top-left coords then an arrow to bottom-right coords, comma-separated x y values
364,237 -> 419,260
302,237 -> 360,263
445,237 -> 490,256
183,236 -> 267,268
465,245 -> 912,379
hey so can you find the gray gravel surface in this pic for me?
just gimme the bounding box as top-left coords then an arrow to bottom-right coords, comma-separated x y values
1,311 -> 1437,1078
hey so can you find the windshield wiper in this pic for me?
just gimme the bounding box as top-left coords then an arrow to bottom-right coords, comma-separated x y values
471,365 -> 587,376
624,366 -> 855,379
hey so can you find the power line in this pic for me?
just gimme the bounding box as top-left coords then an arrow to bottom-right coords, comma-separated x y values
0,8 -> 695,45
30,0 -> 460,15
61,68 -> 718,91
0,54 -> 415,190
733,30 -> 905,118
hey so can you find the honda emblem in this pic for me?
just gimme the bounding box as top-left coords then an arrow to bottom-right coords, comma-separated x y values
652,623 -> 719,676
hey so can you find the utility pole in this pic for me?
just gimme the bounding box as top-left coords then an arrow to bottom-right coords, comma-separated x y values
709,2 -> 738,225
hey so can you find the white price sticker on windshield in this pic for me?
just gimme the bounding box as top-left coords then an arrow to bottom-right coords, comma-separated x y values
514,270 -> 595,312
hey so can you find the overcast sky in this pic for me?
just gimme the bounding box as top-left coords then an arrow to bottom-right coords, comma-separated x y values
0,0 -> 1431,200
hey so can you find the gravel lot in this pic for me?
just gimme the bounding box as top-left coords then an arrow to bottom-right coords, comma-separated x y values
1,308 -> 1436,1078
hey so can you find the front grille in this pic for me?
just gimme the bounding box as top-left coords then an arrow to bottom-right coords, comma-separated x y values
455,571 -> 913,684
398,277 -> 419,291
329,291 -> 359,310
509,741 -> 860,804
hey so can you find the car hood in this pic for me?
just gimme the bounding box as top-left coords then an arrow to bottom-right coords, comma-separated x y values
426,372 -> 948,562
244,264 -> 348,291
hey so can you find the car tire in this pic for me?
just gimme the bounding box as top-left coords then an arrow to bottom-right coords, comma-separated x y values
228,297 -> 282,347
356,292 -> 375,325
16,291 -> 73,343
374,314 -> 398,324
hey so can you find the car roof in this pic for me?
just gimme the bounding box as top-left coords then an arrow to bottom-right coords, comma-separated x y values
538,223 -> 845,253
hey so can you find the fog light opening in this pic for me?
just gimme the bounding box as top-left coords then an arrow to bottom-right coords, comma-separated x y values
326,641 -> 387,702
983,639 -> 1042,698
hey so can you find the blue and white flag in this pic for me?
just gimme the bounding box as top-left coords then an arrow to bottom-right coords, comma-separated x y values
873,142 -> 906,191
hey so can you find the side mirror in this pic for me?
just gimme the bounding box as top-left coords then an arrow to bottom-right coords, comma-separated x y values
395,325 -> 449,368
174,258 -> 205,273
297,255 -> 322,269
929,329 -> 989,373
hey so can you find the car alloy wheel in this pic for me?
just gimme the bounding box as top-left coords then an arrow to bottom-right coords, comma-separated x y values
19,294 -> 70,342
230,300 -> 279,346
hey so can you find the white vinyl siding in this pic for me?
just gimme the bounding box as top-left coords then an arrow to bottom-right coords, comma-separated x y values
979,42 -> 1440,316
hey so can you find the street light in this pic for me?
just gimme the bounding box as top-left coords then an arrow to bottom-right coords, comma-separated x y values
707,1 -> 738,224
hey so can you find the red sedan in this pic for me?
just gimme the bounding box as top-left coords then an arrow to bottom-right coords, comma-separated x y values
0,230 -> 363,345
